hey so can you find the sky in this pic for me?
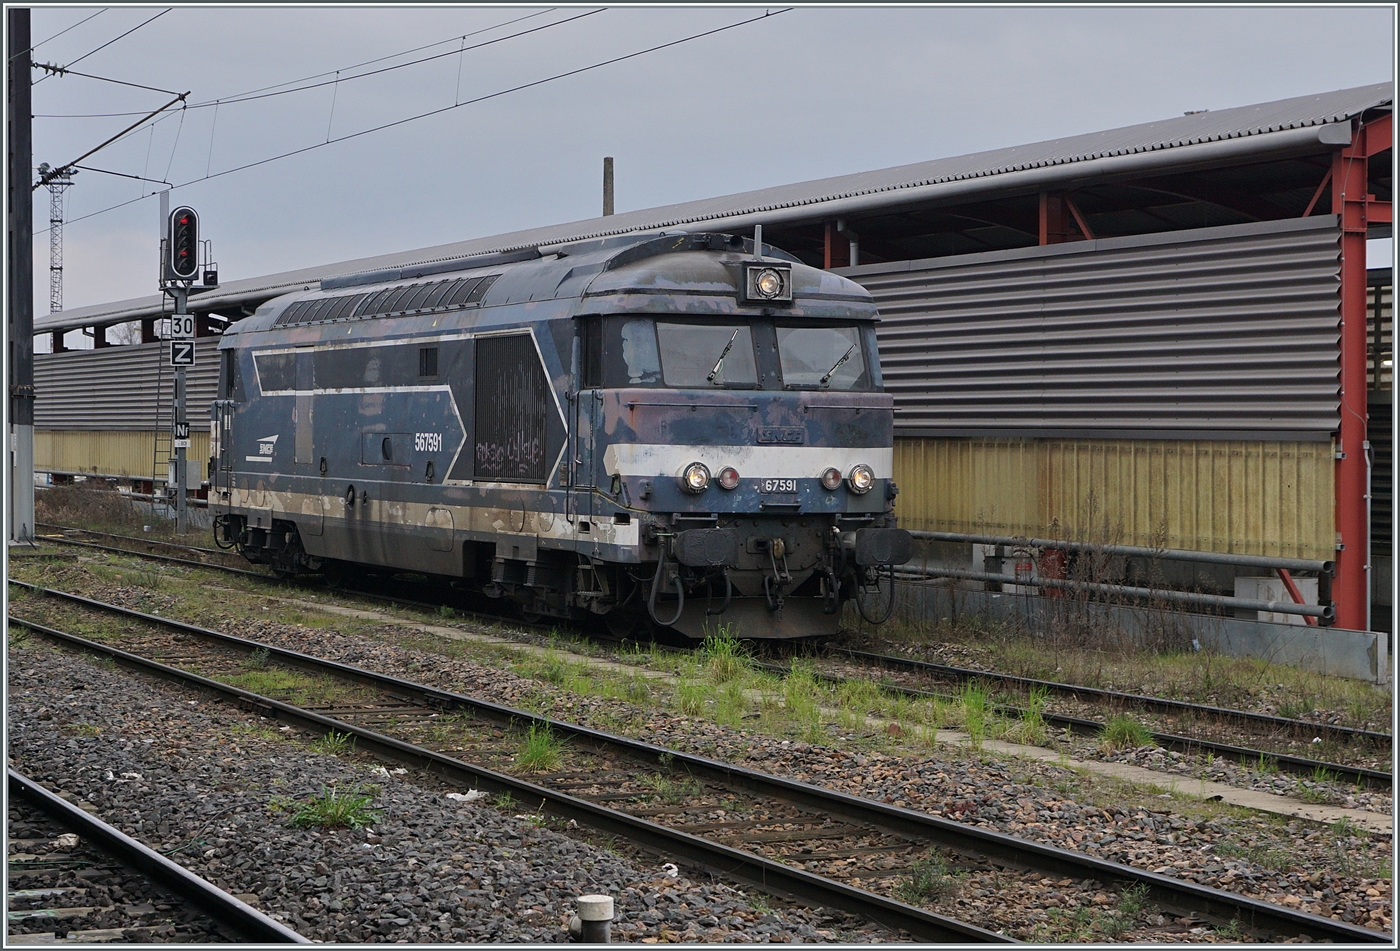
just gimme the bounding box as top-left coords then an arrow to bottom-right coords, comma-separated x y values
17,4 -> 1398,337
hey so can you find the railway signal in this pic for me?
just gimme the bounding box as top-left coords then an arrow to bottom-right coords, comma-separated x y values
167,206 -> 199,281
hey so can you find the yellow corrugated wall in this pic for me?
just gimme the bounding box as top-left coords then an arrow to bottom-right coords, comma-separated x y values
894,437 -> 1335,561
36,430 -> 210,483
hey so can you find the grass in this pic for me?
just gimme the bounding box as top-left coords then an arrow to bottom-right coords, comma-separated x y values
959,681 -> 989,750
697,626 -> 749,683
893,851 -> 960,903
515,721 -> 564,772
1099,714 -> 1153,752
642,771 -> 703,803
312,730 -> 356,756
289,786 -> 380,829
1004,684 -> 1049,746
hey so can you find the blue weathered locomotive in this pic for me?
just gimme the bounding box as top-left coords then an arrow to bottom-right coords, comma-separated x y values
210,231 -> 912,638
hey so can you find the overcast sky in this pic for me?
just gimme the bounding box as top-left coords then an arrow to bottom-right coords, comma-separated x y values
20,4 -> 1397,329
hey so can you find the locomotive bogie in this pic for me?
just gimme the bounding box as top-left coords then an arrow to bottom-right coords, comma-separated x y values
211,232 -> 912,639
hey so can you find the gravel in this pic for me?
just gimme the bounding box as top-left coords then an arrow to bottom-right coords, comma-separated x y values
7,642 -> 893,943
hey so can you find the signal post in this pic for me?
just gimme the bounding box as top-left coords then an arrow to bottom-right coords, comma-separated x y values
160,196 -> 202,535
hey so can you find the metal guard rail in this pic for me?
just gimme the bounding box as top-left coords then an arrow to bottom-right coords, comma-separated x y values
897,566 -> 1335,622
908,530 -> 1334,575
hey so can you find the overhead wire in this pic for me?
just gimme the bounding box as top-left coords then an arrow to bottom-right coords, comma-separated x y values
47,8 -> 792,233
33,8 -> 169,85
33,7 -> 568,118
8,8 -> 106,62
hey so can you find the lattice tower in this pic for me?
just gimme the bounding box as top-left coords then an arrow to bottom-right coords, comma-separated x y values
47,174 -> 73,313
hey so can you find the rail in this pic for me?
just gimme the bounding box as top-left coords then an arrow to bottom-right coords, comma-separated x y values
7,768 -> 310,943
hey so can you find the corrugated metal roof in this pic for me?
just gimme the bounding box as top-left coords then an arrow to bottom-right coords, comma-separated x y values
37,82 -> 1390,335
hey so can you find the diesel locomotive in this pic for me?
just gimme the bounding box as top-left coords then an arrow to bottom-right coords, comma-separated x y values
209,231 -> 912,639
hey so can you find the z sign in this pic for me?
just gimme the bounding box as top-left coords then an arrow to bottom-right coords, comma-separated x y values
168,340 -> 196,366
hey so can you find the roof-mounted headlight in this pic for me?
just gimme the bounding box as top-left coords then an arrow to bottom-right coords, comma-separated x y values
847,463 -> 875,495
742,263 -> 792,304
680,461 -> 711,494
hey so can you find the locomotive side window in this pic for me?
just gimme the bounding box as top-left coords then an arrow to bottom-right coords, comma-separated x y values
253,351 -> 296,393
419,346 -> 439,378
474,334 -> 548,484
656,321 -> 758,387
618,319 -> 661,385
776,324 -> 870,390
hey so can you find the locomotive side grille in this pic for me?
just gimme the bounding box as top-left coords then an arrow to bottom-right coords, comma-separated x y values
273,274 -> 502,329
475,332 -> 548,483
355,288 -> 397,317
378,286 -> 416,313
422,280 -> 461,310
402,283 -> 438,311
326,294 -> 366,322
446,277 -> 484,306
464,274 -> 499,303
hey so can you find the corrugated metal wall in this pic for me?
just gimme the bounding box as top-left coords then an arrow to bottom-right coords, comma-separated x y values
36,430 -> 211,482
849,216 -> 1342,439
894,437 -> 1336,561
34,339 -> 220,430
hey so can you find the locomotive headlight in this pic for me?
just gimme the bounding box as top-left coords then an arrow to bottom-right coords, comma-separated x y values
742,263 -> 792,303
717,466 -> 741,490
847,463 -> 875,495
680,461 -> 711,494
820,467 -> 843,491
755,268 -> 783,298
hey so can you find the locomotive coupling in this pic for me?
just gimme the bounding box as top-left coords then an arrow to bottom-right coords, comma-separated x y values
843,527 -> 915,566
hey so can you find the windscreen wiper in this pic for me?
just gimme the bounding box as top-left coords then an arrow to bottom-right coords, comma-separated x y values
819,343 -> 857,387
706,328 -> 741,384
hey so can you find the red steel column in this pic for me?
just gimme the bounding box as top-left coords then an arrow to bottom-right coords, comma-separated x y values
1330,114 -> 1384,630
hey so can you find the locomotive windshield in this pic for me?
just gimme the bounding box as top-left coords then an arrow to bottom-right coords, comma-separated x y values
589,316 -> 873,391
776,324 -> 868,390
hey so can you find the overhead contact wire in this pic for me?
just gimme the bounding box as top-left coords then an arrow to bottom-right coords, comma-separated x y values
49,8 -> 792,233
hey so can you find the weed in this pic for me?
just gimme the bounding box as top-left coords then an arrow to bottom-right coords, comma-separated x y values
289,787 -> 380,829
715,680 -> 748,727
244,647 -> 271,669
1214,918 -> 1244,941
493,791 -> 517,811
698,626 -> 749,683
515,721 -> 564,773
1255,752 -> 1279,775
312,731 -> 356,756
643,772 -> 703,803
1097,883 -> 1151,939
675,680 -> 709,717
749,893 -> 772,915
893,851 -> 960,903
1099,714 -> 1153,752
437,604 -> 456,620
959,681 -> 988,750
1006,684 -> 1049,746
8,625 -> 31,646
67,723 -> 103,736
1332,816 -> 1361,839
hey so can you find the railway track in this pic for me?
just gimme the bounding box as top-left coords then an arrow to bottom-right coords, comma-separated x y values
7,768 -> 308,944
757,660 -> 1392,790
831,648 -> 1392,749
28,528 -> 1389,792
8,582 -> 1389,944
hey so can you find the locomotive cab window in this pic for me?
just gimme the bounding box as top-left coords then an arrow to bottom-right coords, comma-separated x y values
776,324 -> 871,390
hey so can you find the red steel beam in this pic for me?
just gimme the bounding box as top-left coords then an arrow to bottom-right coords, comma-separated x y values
1330,115 -> 1381,631
1275,568 -> 1318,627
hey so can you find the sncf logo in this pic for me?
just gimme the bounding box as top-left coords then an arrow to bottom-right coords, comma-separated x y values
247,434 -> 279,464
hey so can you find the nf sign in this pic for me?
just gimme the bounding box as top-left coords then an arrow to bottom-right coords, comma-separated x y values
168,340 -> 196,366
173,421 -> 190,449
